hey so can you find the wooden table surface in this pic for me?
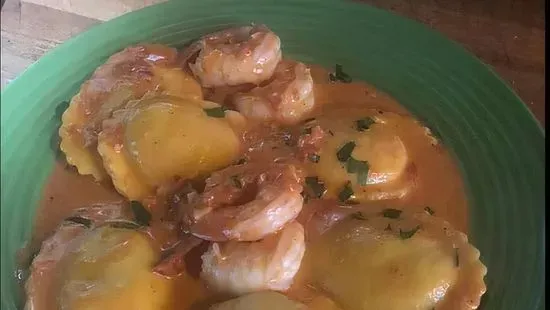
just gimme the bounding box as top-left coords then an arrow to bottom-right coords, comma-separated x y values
1,0 -> 545,126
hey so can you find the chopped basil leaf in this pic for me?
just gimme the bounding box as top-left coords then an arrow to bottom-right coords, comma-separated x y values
381,208 -> 402,219
230,175 -> 243,189
109,221 -> 142,230
336,141 -> 356,162
65,216 -> 92,228
303,117 -> 316,123
130,201 -> 152,226
351,212 -> 368,220
356,117 -> 375,131
309,154 -> 321,163
338,181 -> 354,202
302,127 -> 313,135
329,64 -> 352,83
328,130 -> 335,136
305,176 -> 327,199
454,247 -> 460,267
384,224 -> 392,231
424,206 -> 435,215
399,225 -> 420,239
204,106 -> 227,118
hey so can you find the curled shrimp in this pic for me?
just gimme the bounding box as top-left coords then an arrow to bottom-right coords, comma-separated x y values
201,221 -> 306,294
233,60 -> 315,125
185,163 -> 305,242
183,25 -> 282,87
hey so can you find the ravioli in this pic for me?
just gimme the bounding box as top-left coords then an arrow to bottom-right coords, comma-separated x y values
306,206 -> 487,310
25,203 -> 132,310
59,44 -> 203,180
98,95 -> 242,201
304,109 -> 419,202
59,227 -> 174,310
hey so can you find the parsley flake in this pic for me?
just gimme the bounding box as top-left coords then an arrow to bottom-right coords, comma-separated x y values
329,64 -> 352,83
424,206 -> 435,215
204,106 -> 227,118
130,201 -> 152,226
109,221 -> 142,230
399,225 -> 420,239
346,156 -> 370,186
381,208 -> 402,219
338,181 -> 354,202
336,141 -> 356,162
305,176 -> 327,199
356,117 -> 375,131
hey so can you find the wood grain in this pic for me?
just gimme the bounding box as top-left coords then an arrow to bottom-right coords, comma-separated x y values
360,0 -> 545,125
1,0 -> 545,125
1,0 -> 99,87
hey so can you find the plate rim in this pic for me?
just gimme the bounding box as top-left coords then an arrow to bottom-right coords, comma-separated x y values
0,1 -> 545,310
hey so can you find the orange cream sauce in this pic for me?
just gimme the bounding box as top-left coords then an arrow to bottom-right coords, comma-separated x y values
23,63 -> 468,309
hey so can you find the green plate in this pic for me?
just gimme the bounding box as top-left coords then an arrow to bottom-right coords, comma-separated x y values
0,1 -> 544,309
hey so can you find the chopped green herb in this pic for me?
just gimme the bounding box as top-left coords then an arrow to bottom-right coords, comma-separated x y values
381,208 -> 402,219
399,225 -> 420,239
303,117 -> 316,123
454,247 -> 460,267
346,156 -> 370,186
302,127 -> 313,135
305,176 -> 327,198
351,212 -> 368,220
109,221 -> 142,230
328,130 -> 335,136
130,201 -> 152,226
424,206 -> 435,215
65,216 -> 92,228
329,64 -> 352,83
356,117 -> 375,131
384,224 -> 392,231
346,157 -> 368,173
309,154 -> 321,163
230,175 -> 243,189
338,181 -> 354,202
336,141 -> 356,162
356,169 -> 369,186
203,106 -> 227,118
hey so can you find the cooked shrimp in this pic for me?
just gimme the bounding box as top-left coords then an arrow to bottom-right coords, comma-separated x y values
233,60 -> 315,125
184,163 -> 304,242
201,221 -> 306,294
59,44 -> 202,180
183,25 -> 282,87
